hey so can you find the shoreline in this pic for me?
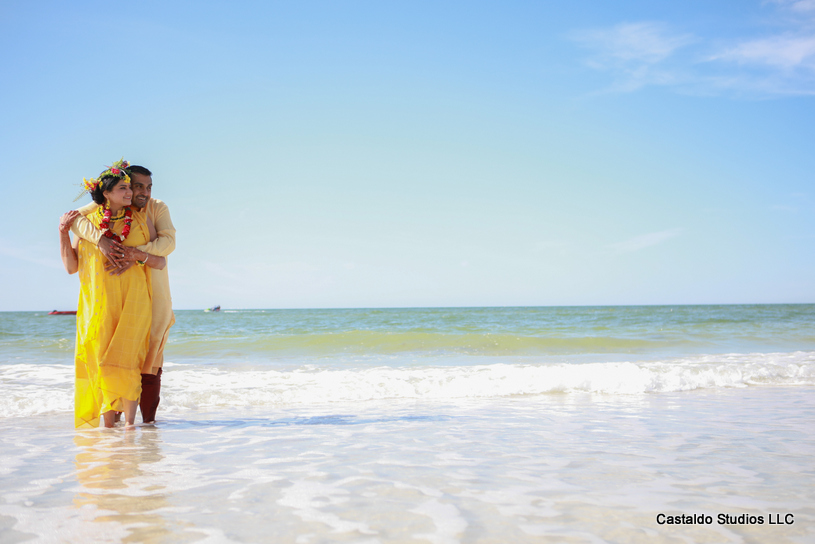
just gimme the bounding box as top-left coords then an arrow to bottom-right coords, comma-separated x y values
2,387 -> 813,542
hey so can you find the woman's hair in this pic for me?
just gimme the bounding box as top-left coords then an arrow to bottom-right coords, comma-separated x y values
90,174 -> 126,205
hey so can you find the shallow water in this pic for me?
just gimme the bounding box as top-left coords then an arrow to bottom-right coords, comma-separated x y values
2,388 -> 813,543
1,305 -> 814,542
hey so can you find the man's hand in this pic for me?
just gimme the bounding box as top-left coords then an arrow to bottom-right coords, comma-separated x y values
97,236 -> 128,266
121,247 -> 147,262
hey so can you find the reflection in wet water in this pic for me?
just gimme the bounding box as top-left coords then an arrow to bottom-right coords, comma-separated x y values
73,427 -> 174,542
1,389 -> 813,543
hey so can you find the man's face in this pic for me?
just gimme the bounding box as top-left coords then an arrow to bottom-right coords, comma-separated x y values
131,173 -> 153,209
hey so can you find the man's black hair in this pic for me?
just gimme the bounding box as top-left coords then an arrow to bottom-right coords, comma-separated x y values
128,165 -> 152,177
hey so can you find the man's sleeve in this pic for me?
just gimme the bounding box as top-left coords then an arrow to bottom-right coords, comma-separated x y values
70,202 -> 102,245
138,200 -> 176,257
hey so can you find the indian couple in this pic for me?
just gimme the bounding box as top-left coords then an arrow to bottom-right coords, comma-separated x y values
58,159 -> 176,428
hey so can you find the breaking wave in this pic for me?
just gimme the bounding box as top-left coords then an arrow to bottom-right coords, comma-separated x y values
1,351 -> 813,418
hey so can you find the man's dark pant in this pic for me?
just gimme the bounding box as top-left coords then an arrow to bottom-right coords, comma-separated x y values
140,368 -> 162,423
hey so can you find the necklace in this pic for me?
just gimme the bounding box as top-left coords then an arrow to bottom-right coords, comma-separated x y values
98,206 -> 132,242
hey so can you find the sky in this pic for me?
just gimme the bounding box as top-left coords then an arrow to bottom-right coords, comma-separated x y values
1,0 -> 814,310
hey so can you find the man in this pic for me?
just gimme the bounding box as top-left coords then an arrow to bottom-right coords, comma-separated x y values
71,165 -> 176,423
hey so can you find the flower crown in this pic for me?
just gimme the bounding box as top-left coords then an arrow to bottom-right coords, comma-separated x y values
74,158 -> 132,201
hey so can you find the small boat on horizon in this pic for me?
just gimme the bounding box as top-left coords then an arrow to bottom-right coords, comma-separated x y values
48,310 -> 77,315
205,305 -> 221,312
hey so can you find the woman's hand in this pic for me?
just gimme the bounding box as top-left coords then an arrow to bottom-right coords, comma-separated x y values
59,210 -> 81,234
98,236 -> 127,266
108,247 -> 165,271
105,260 -> 136,276
104,247 -> 145,275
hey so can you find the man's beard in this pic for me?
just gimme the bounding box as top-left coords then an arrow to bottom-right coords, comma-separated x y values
133,196 -> 148,208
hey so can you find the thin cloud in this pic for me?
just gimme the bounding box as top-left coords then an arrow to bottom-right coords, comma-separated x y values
712,35 -> 815,69
768,0 -> 815,14
572,22 -> 695,64
571,22 -> 696,91
713,0 -> 815,91
572,2 -> 815,96
607,228 -> 683,254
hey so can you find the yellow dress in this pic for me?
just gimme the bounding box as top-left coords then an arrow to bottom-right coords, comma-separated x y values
74,208 -> 152,428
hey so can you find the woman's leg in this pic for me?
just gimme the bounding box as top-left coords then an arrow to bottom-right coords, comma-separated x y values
123,399 -> 139,426
102,410 -> 116,428
101,401 -> 137,428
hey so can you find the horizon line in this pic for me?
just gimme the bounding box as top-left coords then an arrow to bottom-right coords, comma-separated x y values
8,301 -> 814,313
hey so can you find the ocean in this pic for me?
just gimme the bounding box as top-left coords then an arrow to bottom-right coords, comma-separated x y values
1,305 -> 813,543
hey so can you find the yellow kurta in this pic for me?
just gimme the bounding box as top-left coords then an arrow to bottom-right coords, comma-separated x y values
73,199 -> 175,375
74,209 -> 152,429
134,199 -> 175,374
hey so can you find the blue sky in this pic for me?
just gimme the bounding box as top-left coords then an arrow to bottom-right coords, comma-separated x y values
1,0 -> 813,310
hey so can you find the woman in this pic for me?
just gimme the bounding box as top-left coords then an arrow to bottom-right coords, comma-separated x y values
59,159 -> 166,428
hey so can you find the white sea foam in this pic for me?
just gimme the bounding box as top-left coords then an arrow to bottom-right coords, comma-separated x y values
1,351 -> 813,419
0,363 -> 74,418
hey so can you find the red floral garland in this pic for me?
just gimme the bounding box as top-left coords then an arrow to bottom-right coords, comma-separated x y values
99,206 -> 133,242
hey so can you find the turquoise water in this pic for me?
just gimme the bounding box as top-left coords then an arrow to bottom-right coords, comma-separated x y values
120,304 -> 815,358
5,304 -> 815,362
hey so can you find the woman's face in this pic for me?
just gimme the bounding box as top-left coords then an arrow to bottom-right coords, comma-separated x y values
103,179 -> 133,208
